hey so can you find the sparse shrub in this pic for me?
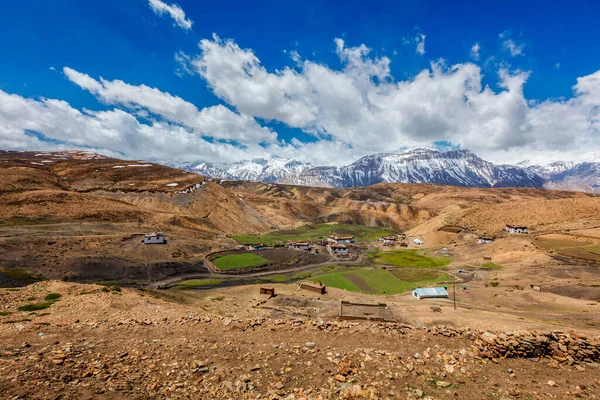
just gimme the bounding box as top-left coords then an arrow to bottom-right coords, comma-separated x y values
489,281 -> 500,287
0,311 -> 12,316
109,286 -> 121,292
17,302 -> 54,312
26,296 -> 36,301
101,287 -> 110,293
44,293 -> 61,301
212,296 -> 224,301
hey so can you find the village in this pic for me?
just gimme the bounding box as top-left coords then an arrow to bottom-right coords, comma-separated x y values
134,222 -> 537,323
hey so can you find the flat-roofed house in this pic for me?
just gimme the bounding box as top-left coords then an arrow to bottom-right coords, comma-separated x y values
144,232 -> 165,244
329,243 -> 349,254
379,236 -> 397,243
412,287 -> 449,300
248,243 -> 268,251
289,240 -> 311,250
327,235 -> 355,244
505,225 -> 528,234
477,235 -> 496,244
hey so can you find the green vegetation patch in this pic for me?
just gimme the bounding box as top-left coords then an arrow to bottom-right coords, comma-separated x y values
585,245 -> 600,255
258,275 -> 288,283
481,262 -> 503,270
312,267 -> 451,295
233,223 -> 395,245
369,250 -> 451,269
17,302 -> 55,312
212,253 -> 269,270
0,268 -> 45,288
0,311 -> 13,316
44,293 -> 62,301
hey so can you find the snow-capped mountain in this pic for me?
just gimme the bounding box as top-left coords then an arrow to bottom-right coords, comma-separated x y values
523,161 -> 576,178
169,158 -> 314,183
526,161 -> 600,193
164,149 -> 545,189
287,149 -> 543,188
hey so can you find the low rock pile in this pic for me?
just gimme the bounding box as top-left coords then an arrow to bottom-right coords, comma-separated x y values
474,330 -> 600,365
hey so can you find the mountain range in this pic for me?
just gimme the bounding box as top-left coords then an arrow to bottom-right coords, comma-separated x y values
163,149 -> 600,193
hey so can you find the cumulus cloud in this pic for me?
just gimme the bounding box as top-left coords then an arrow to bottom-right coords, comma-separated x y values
470,43 -> 480,60
555,62 -> 561,69
148,0 -> 192,30
183,35 -> 600,163
62,67 -> 276,144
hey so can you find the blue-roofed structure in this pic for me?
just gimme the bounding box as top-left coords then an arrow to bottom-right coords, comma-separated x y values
412,287 -> 449,300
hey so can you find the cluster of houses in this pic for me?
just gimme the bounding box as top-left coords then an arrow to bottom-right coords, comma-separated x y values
476,224 -> 528,245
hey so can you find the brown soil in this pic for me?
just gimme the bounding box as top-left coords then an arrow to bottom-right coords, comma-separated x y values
1,281 -> 599,399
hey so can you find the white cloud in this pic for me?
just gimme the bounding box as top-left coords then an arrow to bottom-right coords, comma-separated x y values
503,39 -> 525,57
555,62 -> 561,69
148,0 -> 192,31
3,34 -> 600,166
183,34 -> 600,164
62,67 -> 276,144
470,43 -> 480,61
415,34 -> 426,55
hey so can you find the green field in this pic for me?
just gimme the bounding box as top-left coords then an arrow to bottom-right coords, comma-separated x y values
175,279 -> 224,287
369,250 -> 451,269
311,267 -> 451,295
211,253 -> 269,270
481,262 -> 503,270
232,223 -> 395,245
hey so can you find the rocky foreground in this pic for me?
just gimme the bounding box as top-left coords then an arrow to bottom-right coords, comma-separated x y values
1,282 -> 600,399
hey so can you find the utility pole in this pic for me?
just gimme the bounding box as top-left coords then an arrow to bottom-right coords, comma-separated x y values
453,283 -> 456,310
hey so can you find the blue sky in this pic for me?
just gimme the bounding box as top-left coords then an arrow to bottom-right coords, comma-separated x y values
1,0 -> 600,165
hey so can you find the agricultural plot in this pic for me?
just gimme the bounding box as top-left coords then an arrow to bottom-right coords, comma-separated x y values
312,267 -> 451,295
212,253 -> 269,270
233,223 -> 395,245
369,250 -> 451,269
534,235 -> 600,262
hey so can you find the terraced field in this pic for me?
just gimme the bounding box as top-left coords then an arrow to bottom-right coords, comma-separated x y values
368,250 -> 451,269
312,267 -> 451,295
534,235 -> 600,262
211,253 -> 269,270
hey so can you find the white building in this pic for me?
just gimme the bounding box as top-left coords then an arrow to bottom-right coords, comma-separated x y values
289,241 -> 311,250
144,232 -> 165,244
248,243 -> 268,251
412,287 -> 449,300
329,244 -> 349,254
505,225 -> 528,234
477,236 -> 495,244
327,235 -> 355,244
379,236 -> 397,243
413,238 -> 423,245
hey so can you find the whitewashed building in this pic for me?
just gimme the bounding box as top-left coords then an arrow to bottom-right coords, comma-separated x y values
144,232 -> 165,244
248,243 -> 268,251
327,235 -> 355,244
329,244 -> 349,254
379,236 -> 397,243
505,225 -> 528,234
